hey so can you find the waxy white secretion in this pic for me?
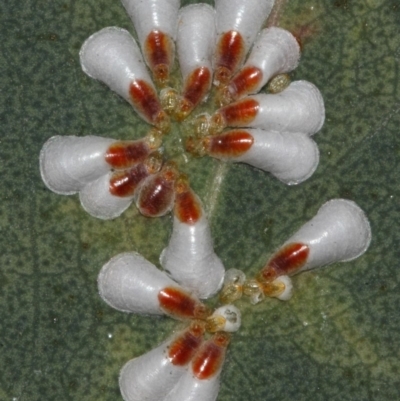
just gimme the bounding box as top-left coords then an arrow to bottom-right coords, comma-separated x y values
40,135 -> 114,195
280,199 -> 372,273
212,80 -> 325,135
218,27 -> 300,104
98,252 -> 179,315
213,0 -> 275,84
160,193 -> 225,299
208,129 -> 320,185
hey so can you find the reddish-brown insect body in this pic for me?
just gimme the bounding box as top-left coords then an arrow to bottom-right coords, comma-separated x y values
129,79 -> 166,126
109,163 -> 149,197
168,322 -> 205,366
229,66 -> 263,98
105,140 -> 150,169
219,97 -> 259,126
214,30 -> 246,84
261,242 -> 310,282
136,168 -> 177,217
182,67 -> 212,109
144,30 -> 173,85
206,130 -> 254,158
192,332 -> 230,380
175,188 -> 202,224
158,287 -> 209,320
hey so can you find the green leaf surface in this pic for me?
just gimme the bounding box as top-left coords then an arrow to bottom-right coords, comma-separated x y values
1,0 -> 400,400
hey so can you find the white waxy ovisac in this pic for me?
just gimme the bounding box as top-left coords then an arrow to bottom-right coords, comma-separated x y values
121,0 -> 180,44
119,323 -> 205,401
177,4 -> 216,85
284,199 -> 372,273
79,172 -> 134,220
163,373 -> 220,401
98,252 -> 179,315
224,27 -> 300,100
214,0 -> 275,55
160,204 -> 225,299
79,27 -> 157,122
39,135 -> 115,195
250,81 -> 325,134
80,27 -> 146,99
120,340 -> 184,401
243,27 -> 300,86
228,130 -> 319,185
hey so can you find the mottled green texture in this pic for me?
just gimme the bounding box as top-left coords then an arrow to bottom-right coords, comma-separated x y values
1,0 -> 400,400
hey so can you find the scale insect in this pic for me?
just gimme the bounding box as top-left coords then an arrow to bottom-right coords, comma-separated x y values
208,80 -> 325,135
98,252 -> 211,320
80,27 -> 170,133
260,198 -> 372,282
220,199 -> 372,304
161,3 -> 216,120
187,128 -> 319,185
37,1 -> 375,401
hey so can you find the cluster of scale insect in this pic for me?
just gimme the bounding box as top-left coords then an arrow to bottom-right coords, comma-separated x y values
39,1 -> 372,400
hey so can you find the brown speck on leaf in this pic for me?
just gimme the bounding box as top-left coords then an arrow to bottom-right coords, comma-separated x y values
95,308 -> 104,321
334,0 -> 350,10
